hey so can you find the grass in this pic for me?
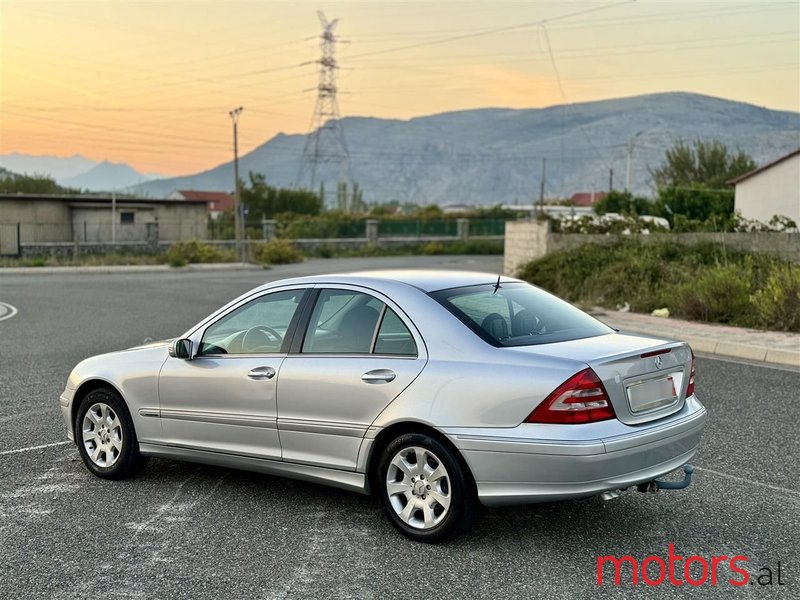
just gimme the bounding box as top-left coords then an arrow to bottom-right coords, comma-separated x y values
516,239 -> 800,332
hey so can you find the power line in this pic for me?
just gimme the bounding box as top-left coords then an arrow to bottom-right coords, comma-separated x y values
344,0 -> 636,61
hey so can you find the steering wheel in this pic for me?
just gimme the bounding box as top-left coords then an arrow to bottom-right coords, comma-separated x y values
241,325 -> 283,352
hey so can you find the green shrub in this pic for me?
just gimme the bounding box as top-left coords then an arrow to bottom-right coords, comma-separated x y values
751,264 -> 800,331
422,241 -> 445,255
252,239 -> 304,265
676,264 -> 753,325
517,239 -> 800,331
164,240 -> 233,266
446,239 -> 504,255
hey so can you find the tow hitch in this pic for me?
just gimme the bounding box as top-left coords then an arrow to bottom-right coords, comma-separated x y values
638,464 -> 695,493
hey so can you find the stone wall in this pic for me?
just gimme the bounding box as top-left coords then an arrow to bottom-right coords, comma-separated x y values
503,220 -> 551,276
504,219 -> 800,275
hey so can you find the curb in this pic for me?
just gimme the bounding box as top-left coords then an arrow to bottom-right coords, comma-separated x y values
613,326 -> 800,369
0,263 -> 264,276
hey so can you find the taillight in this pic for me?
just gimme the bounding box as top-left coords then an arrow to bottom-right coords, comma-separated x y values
686,351 -> 696,397
526,368 -> 615,424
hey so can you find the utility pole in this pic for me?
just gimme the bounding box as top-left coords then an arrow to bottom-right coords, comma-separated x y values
229,106 -> 243,262
538,158 -> 546,215
111,190 -> 116,245
295,11 -> 354,205
625,130 -> 643,192
609,168 -> 614,193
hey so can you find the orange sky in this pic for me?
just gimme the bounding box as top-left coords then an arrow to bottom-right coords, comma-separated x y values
1,0 -> 798,176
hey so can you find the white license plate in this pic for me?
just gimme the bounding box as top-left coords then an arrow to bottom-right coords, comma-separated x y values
626,374 -> 678,413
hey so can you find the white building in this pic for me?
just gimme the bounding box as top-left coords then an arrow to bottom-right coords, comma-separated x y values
730,149 -> 800,226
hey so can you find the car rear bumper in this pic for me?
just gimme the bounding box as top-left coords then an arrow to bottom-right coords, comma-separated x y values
445,395 -> 707,507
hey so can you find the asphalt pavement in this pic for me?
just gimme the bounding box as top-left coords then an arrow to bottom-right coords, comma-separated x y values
1,256 -> 798,599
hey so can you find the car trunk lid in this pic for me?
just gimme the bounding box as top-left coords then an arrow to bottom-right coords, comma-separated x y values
508,332 -> 693,425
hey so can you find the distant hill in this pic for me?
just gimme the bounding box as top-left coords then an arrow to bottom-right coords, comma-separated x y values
0,153 -> 165,192
0,153 -> 97,182
134,92 -> 800,204
62,160 -> 155,191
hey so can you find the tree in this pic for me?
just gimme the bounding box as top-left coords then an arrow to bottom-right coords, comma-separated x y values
650,139 -> 757,190
593,190 -> 652,216
240,172 -> 322,219
652,187 -> 735,229
350,182 -> 366,213
0,173 -> 81,194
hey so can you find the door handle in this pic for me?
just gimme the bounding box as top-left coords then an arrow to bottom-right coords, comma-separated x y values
248,366 -> 276,380
361,369 -> 396,384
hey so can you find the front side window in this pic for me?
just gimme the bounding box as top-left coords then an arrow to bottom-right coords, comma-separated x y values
302,289 -> 417,356
199,289 -> 305,355
430,282 -> 612,347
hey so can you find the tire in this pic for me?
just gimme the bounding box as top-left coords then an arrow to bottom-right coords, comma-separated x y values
75,387 -> 148,480
377,432 -> 478,542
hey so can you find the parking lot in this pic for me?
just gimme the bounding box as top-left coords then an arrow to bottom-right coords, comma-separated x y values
1,255 -> 798,599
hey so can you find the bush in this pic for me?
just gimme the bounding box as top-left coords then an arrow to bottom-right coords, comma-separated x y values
751,265 -> 800,331
517,239 -> 800,331
676,264 -> 753,325
252,239 -> 304,265
422,242 -> 445,255
164,240 -> 233,267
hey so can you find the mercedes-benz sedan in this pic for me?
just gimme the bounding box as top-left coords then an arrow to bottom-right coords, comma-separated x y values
59,270 -> 706,541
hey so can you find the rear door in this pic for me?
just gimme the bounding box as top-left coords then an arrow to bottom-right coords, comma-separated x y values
277,286 -> 427,470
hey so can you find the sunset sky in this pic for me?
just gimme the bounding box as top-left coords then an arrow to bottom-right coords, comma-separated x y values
1,0 -> 798,176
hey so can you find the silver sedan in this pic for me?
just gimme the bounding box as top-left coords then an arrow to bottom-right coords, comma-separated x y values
59,270 -> 706,542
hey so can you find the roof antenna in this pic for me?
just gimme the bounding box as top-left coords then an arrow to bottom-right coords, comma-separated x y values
492,273 -> 501,294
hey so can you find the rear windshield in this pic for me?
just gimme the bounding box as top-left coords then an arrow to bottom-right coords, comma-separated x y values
430,282 -> 612,347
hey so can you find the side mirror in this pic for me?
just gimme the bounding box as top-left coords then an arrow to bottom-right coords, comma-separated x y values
169,338 -> 193,360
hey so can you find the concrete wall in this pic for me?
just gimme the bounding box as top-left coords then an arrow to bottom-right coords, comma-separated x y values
0,199 -> 72,242
154,203 -> 208,241
72,205 -> 158,242
735,153 -> 800,225
504,219 -> 800,275
504,219 -> 551,276
2,199 -> 208,244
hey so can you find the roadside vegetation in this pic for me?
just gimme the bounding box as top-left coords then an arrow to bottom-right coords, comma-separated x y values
2,238 -> 504,269
517,239 -> 800,332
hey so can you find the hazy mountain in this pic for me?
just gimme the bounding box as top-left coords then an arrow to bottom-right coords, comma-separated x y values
0,154 -> 165,192
61,160 -> 159,191
137,93 -> 800,203
0,153 -> 97,182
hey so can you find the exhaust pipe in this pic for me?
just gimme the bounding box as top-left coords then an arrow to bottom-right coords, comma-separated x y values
599,490 -> 621,501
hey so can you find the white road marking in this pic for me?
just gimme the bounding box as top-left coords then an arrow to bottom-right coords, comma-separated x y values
695,466 -> 800,498
0,441 -> 70,456
0,302 -> 19,322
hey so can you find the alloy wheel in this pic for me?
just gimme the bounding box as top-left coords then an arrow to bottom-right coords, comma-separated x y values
385,446 -> 451,530
81,402 -> 123,468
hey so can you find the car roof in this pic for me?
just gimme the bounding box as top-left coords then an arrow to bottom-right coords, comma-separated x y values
265,270 -> 521,293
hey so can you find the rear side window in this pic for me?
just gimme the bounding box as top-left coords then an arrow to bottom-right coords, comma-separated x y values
302,289 -> 417,356
430,282 -> 612,347
374,308 -> 417,356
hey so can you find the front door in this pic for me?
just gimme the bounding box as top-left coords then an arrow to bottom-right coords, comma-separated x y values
158,287 -> 308,460
278,287 -> 427,470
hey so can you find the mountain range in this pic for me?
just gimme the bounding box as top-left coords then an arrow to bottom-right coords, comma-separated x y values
4,93 -> 798,202
132,92 -> 800,204
0,153 -> 164,191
